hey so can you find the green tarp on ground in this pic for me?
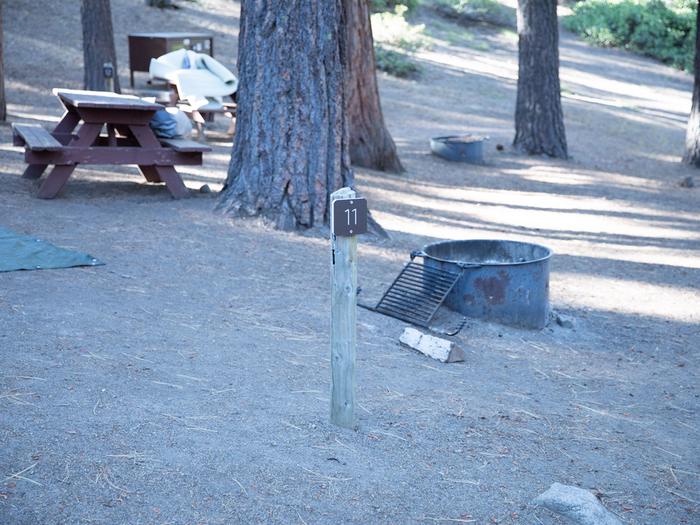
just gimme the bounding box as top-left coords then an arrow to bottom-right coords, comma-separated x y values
0,227 -> 103,272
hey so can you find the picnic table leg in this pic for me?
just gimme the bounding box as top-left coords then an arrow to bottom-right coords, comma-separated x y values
128,124 -> 190,198
37,123 -> 103,199
52,109 -> 82,145
138,165 -> 162,183
23,165 -> 48,180
37,165 -> 77,199
116,125 -> 162,184
107,125 -> 117,147
54,109 -> 81,133
152,165 -> 189,198
23,109 -> 82,181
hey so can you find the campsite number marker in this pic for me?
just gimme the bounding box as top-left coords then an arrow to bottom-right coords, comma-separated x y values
329,188 -> 366,428
332,197 -> 367,237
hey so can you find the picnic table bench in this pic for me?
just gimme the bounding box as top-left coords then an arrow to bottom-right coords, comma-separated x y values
12,89 -> 210,199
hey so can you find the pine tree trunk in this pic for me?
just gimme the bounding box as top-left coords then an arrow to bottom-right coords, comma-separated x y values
217,0 -> 351,230
683,4 -> 700,166
80,0 -> 121,93
0,0 -> 6,122
344,0 -> 403,173
513,0 -> 567,158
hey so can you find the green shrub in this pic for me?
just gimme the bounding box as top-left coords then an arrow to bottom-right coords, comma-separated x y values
433,0 -> 516,29
371,0 -> 421,14
371,5 -> 427,77
563,0 -> 696,72
371,5 -> 429,51
375,46 -> 422,77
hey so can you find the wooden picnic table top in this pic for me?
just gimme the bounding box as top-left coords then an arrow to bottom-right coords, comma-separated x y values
53,89 -> 162,112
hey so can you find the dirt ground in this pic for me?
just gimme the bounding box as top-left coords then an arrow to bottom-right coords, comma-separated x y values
1,1 -> 699,524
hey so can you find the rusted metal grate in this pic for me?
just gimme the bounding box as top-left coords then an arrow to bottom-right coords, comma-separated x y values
374,260 -> 463,328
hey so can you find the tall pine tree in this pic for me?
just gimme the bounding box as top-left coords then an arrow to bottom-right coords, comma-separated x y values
513,0 -> 567,158
217,1 -> 350,230
344,0 -> 403,173
0,0 -> 6,121
683,3 -> 700,166
80,0 -> 121,92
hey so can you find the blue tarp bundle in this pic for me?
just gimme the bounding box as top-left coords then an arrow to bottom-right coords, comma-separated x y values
149,108 -> 179,138
0,227 -> 103,272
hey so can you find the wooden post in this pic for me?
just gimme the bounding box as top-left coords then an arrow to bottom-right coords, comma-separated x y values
330,187 -> 357,428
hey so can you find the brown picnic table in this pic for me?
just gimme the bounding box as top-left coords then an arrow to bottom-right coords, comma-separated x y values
12,89 -> 210,199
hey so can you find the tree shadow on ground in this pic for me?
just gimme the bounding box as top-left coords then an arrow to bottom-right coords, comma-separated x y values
362,156 -> 695,219
383,204 -> 699,252
367,175 -> 700,229
411,49 -> 687,140
559,31 -> 691,93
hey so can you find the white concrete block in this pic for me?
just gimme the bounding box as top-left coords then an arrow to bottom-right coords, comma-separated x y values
399,327 -> 465,363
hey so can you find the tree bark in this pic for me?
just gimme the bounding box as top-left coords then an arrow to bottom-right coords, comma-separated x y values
513,0 -> 567,158
217,0 -> 351,230
80,0 -> 121,93
683,3 -> 700,166
344,0 -> 403,173
0,0 -> 6,122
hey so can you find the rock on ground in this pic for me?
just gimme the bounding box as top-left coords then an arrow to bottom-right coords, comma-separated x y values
533,482 -> 623,525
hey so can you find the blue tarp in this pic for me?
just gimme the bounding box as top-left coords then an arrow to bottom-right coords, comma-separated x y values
0,227 -> 103,272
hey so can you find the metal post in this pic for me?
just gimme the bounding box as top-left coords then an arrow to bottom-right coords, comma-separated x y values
103,62 -> 114,93
330,187 -> 357,428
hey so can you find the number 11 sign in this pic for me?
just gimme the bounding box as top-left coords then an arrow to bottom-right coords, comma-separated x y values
332,197 -> 368,237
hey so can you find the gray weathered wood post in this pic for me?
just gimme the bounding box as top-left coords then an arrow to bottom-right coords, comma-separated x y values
330,187 -> 357,428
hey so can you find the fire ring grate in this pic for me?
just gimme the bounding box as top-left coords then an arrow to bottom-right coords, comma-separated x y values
373,254 -> 464,329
